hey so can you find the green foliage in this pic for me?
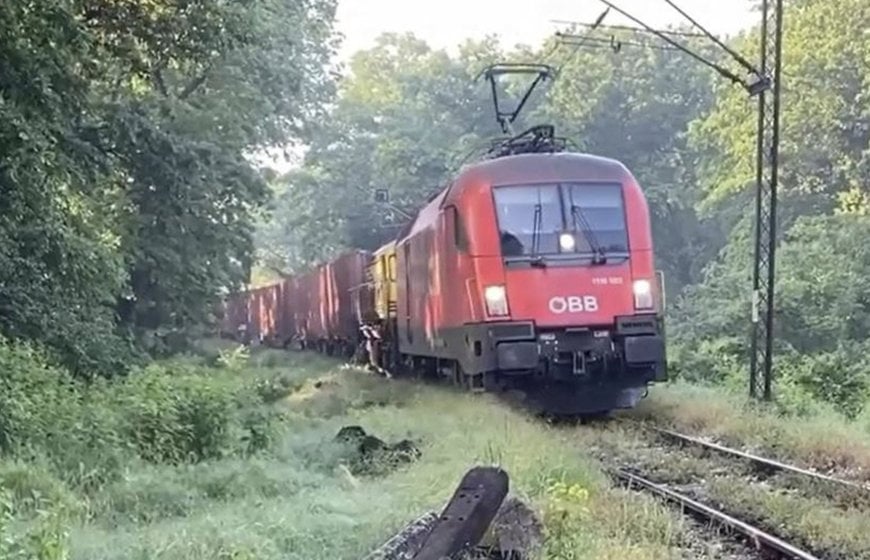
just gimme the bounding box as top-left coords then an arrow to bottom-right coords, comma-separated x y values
776,344 -> 870,419
0,343 -> 343,559
776,215 -> 870,353
0,340 -> 130,492
0,1 -> 136,377
666,337 -> 747,385
0,336 -> 299,497
258,34 -> 509,271
112,365 -> 235,463
0,0 -> 338,372
692,0 -> 870,217
1,484 -> 71,560
674,214 -> 870,415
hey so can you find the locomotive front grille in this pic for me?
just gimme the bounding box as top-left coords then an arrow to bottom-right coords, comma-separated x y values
615,315 -> 658,336
488,322 -> 534,341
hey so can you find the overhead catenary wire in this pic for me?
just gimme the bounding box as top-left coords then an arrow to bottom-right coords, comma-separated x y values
552,7 -> 611,75
550,19 -> 707,39
558,33 -> 682,52
660,0 -> 757,73
594,0 -> 750,89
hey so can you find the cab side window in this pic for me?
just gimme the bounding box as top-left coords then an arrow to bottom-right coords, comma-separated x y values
448,206 -> 469,252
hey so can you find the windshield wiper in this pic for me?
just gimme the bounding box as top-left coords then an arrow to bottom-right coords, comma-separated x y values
570,204 -> 607,265
529,202 -> 546,267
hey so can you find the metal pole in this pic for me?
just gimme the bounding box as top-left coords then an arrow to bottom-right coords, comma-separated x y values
749,0 -> 784,401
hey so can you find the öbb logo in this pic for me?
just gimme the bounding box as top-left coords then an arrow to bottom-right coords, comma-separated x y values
548,296 -> 599,314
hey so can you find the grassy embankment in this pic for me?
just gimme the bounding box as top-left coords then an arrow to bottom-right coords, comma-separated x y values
627,382 -> 870,481
5,337 -> 870,559
2,338 -> 710,560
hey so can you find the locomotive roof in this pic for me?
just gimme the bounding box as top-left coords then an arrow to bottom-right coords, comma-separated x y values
457,151 -> 631,186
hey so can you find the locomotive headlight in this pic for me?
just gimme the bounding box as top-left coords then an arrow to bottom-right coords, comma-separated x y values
559,232 -> 576,252
484,285 -> 509,317
633,279 -> 654,310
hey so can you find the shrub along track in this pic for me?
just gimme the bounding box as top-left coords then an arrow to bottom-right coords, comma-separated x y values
577,419 -> 870,560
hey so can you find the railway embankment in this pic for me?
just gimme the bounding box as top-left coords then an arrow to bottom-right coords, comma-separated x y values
624,382 -> 870,485
559,420 -> 870,559
3,340 -> 870,559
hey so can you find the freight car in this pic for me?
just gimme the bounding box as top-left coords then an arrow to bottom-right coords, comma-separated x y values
222,251 -> 371,356
220,281 -> 289,346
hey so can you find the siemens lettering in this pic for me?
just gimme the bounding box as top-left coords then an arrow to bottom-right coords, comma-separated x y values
548,296 -> 599,314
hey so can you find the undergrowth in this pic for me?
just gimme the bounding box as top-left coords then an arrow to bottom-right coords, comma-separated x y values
11,333 -> 863,558
1,336 -> 708,559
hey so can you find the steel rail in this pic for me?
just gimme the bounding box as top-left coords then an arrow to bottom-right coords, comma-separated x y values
648,426 -> 869,493
613,469 -> 821,560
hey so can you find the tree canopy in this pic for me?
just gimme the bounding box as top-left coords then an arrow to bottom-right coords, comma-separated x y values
1,0 -> 338,373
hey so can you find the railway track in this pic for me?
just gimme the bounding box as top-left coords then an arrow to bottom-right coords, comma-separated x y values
580,420 -> 870,559
645,425 -> 870,494
613,468 -> 821,560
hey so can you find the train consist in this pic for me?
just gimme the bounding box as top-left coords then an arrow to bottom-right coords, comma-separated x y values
222,67 -> 668,414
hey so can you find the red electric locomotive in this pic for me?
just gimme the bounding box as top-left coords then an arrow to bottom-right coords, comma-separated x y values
221,64 -> 667,415
388,124 -> 667,413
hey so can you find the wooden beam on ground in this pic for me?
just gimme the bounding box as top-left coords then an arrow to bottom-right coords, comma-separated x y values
413,466 -> 510,560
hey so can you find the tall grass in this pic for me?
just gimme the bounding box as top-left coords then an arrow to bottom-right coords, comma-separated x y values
625,381 -> 870,480
68,374 -> 693,560
1,337 -> 702,559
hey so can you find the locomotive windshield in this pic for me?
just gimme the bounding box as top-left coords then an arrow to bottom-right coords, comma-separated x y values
494,185 -> 563,255
493,183 -> 629,261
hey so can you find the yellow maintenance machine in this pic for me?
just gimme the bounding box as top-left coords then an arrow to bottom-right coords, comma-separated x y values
360,241 -> 398,371
369,241 -> 398,322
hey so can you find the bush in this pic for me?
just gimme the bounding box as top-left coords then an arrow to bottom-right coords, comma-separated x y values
780,343 -> 870,419
112,364 -> 239,464
667,336 -> 747,385
0,339 -> 76,454
0,336 -> 298,500
668,333 -> 870,419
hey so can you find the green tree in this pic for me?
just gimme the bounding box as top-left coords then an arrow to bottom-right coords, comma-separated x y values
262,34 -> 513,271
692,0 -> 870,219
0,1 -> 134,375
1,0 -> 338,369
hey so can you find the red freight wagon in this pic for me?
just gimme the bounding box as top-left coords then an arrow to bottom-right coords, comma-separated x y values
300,268 -> 327,344
247,284 -> 267,343
289,273 -> 311,345
282,276 -> 301,346
248,281 -> 285,344
274,279 -> 294,346
325,250 -> 371,350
